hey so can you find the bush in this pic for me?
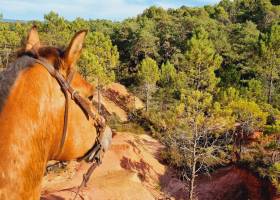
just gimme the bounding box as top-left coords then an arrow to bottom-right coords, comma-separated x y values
265,120 -> 280,135
228,99 -> 268,134
269,162 -> 280,192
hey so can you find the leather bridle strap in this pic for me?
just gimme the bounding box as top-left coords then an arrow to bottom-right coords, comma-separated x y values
34,56 -> 107,200
34,57 -> 101,156
35,58 -> 72,156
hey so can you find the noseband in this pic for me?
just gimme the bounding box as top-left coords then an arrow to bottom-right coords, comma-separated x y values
34,57 -> 105,162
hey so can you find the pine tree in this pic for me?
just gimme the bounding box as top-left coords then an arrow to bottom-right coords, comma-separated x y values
183,27 -> 222,93
78,31 -> 119,113
158,61 -> 177,111
42,11 -> 70,46
160,60 -> 177,87
138,57 -> 160,111
131,18 -> 159,65
257,24 -> 280,106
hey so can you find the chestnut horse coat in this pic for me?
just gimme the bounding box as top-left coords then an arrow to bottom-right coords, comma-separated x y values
0,27 -> 110,200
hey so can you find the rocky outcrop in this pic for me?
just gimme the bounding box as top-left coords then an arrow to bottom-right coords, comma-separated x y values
92,83 -> 144,122
104,83 -> 144,111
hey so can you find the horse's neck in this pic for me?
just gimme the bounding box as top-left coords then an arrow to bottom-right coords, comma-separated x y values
0,66 -> 56,199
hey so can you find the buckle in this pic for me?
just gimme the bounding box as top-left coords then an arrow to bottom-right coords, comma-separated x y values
78,142 -> 103,164
71,90 -> 79,100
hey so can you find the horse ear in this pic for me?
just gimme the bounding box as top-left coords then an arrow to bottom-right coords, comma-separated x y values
25,25 -> 40,52
64,30 -> 87,69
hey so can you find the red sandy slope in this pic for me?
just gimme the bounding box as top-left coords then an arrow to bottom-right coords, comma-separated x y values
41,131 -> 275,200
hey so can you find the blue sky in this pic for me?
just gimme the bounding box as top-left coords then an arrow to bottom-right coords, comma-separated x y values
0,0 -> 221,21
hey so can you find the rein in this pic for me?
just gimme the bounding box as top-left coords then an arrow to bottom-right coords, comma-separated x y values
33,56 -> 106,198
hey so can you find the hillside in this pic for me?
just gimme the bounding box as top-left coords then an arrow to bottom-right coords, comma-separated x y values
41,132 -> 276,200
40,83 -> 277,200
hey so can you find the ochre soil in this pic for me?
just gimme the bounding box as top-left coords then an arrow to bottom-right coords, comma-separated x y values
41,132 -> 276,200
41,132 -> 166,200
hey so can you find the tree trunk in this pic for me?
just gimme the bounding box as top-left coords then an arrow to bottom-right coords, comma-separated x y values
196,64 -> 201,91
145,84 -> 149,112
4,44 -> 11,68
189,159 -> 196,200
268,70 -> 273,104
189,125 -> 197,200
5,49 -> 9,68
97,78 -> 101,114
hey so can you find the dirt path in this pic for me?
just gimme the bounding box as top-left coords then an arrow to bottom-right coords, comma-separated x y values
41,132 -> 168,200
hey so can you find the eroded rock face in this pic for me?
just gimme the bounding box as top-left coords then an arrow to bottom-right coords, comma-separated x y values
195,167 -> 275,200
104,83 -> 144,111
91,83 -> 144,122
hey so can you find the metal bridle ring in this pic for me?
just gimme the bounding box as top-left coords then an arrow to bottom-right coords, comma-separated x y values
71,90 -> 79,100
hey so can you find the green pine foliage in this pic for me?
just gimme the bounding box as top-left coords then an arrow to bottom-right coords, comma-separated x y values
159,61 -> 176,87
137,57 -> 159,111
78,31 -> 119,86
183,27 -> 222,93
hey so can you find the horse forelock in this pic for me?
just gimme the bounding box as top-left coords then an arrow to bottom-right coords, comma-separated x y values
18,46 -> 65,69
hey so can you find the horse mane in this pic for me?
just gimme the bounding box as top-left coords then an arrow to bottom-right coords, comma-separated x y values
0,46 -> 64,112
0,56 -> 36,111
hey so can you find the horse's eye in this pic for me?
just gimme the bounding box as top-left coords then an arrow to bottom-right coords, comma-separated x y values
88,95 -> 93,101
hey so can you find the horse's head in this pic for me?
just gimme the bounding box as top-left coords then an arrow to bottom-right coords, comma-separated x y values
0,27 -> 112,200
20,27 -> 111,161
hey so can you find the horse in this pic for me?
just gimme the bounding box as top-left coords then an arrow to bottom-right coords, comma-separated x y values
0,26 -> 112,200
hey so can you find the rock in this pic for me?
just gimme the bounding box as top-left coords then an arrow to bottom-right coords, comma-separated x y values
91,83 -> 144,122
104,83 -> 144,111
92,94 -> 128,122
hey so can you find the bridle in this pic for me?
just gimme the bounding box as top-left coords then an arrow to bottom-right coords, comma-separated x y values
34,57 -> 105,158
33,56 -> 107,198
